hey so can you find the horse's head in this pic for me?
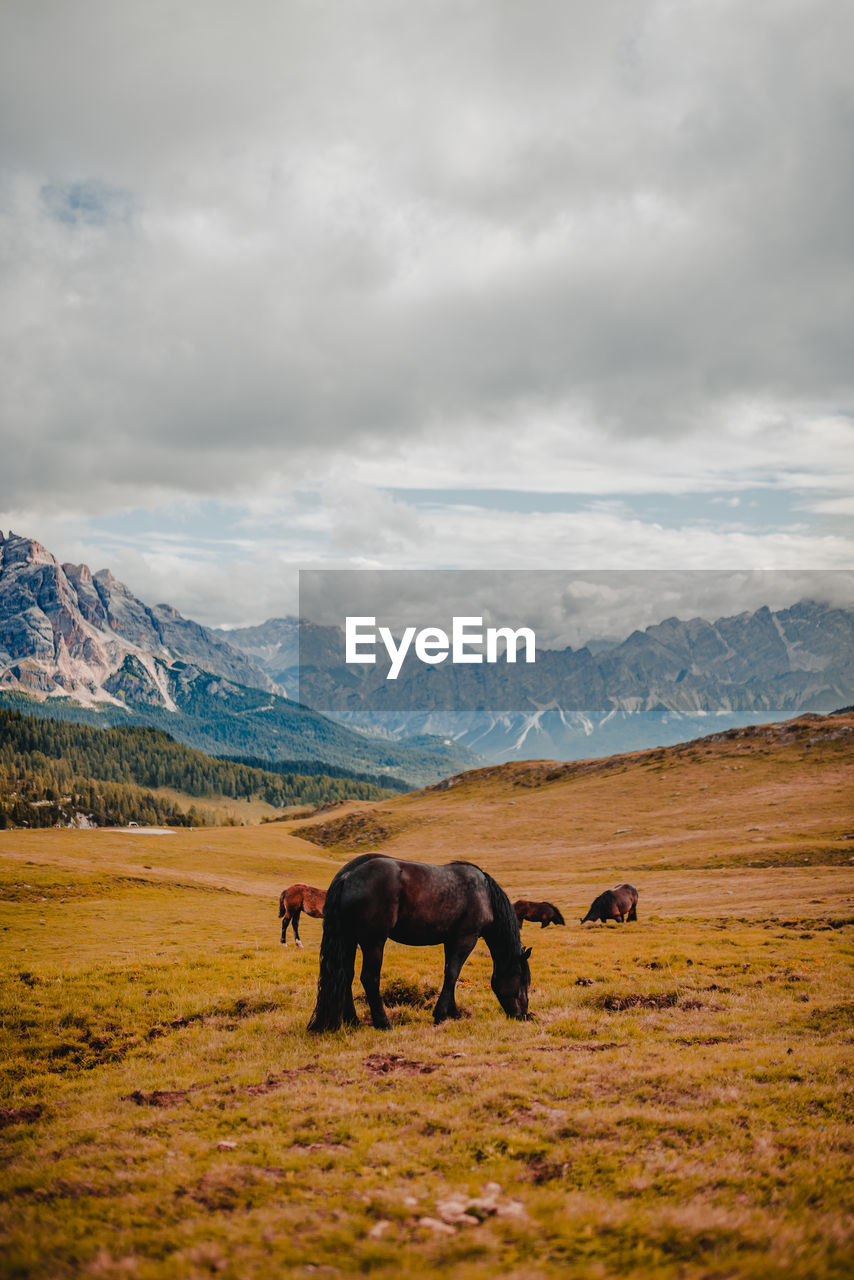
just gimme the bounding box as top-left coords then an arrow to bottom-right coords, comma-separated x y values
492,945 -> 532,1019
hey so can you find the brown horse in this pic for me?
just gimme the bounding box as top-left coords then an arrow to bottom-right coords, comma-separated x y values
513,899 -> 566,928
278,883 -> 326,947
581,883 -> 638,924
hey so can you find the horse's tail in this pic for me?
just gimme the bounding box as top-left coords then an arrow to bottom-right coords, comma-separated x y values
482,869 -> 522,953
552,905 -> 566,926
307,874 -> 353,1033
278,889 -> 287,919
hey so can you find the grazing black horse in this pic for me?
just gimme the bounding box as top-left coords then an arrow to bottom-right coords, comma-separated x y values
307,853 -> 532,1032
581,883 -> 639,924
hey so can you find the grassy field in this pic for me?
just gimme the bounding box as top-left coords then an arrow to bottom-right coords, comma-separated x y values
1,716 -> 852,1278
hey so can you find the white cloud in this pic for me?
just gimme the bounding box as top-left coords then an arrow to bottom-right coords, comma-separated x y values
2,0 -> 853,606
5,485 -> 850,630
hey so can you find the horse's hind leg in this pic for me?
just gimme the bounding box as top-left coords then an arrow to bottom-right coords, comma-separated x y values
341,936 -> 359,1025
280,908 -> 291,945
359,936 -> 390,1030
434,935 -> 477,1023
292,907 -> 303,948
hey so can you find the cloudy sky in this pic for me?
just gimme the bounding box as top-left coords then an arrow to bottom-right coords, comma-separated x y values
2,0 -> 853,628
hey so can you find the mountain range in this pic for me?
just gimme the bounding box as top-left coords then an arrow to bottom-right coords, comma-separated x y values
0,532 -> 475,785
218,603 -> 854,762
3,529 -> 852,770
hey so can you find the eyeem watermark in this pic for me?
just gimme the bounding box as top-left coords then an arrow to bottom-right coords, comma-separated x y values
346,615 -> 536,680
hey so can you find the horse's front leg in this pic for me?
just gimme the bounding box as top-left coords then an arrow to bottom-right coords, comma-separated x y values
292,907 -> 303,948
434,935 -> 477,1023
359,936 -> 390,1030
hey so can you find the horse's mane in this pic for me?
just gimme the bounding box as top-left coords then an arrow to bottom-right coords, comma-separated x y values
479,868 -> 523,969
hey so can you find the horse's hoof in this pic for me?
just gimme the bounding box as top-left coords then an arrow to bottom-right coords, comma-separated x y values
295,941 -> 303,949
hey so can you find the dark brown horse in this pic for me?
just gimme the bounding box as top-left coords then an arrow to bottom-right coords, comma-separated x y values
278,883 -> 326,947
513,899 -> 566,928
307,854 -> 531,1032
581,883 -> 639,924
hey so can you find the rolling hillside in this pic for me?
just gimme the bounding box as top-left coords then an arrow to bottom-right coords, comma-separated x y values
0,708 -> 403,829
287,710 -> 854,916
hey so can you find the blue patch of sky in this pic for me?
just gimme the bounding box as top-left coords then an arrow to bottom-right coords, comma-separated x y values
87,501 -> 249,558
384,487 -> 849,531
41,179 -> 134,226
82,484 -> 849,560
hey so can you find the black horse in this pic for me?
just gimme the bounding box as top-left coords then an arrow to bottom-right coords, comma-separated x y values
307,853 -> 532,1032
581,883 -> 639,924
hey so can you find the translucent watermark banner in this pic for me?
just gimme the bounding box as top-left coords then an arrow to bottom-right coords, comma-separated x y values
296,569 -> 854,733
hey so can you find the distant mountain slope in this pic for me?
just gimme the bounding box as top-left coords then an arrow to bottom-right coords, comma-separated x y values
0,534 -> 479,786
0,678 -> 476,788
244,599 -> 854,762
0,530 -> 272,703
213,617 -> 298,692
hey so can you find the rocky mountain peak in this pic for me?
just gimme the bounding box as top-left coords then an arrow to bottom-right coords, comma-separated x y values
0,533 -> 275,706
62,561 -> 93,583
0,531 -> 55,569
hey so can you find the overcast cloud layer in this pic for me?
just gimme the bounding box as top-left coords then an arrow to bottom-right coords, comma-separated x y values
1,1 -> 853,624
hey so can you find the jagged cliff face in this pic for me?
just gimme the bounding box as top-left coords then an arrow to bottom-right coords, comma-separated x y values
0,531 -> 273,706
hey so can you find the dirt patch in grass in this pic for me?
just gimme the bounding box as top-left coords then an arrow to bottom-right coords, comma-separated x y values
364,1053 -> 439,1076
526,1155 -> 571,1184
291,1139 -> 351,1153
27,1029 -> 133,1073
181,1167 -> 268,1213
240,1065 -> 319,1095
146,995 -> 282,1040
535,1042 -> 624,1054
127,1063 -> 321,1107
125,1087 -> 199,1107
0,1103 -> 44,1128
597,992 -> 681,1011
673,1034 -> 741,1046
803,1001 -> 854,1034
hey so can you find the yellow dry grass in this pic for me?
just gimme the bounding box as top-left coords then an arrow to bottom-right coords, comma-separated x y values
1,715 -> 852,1279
